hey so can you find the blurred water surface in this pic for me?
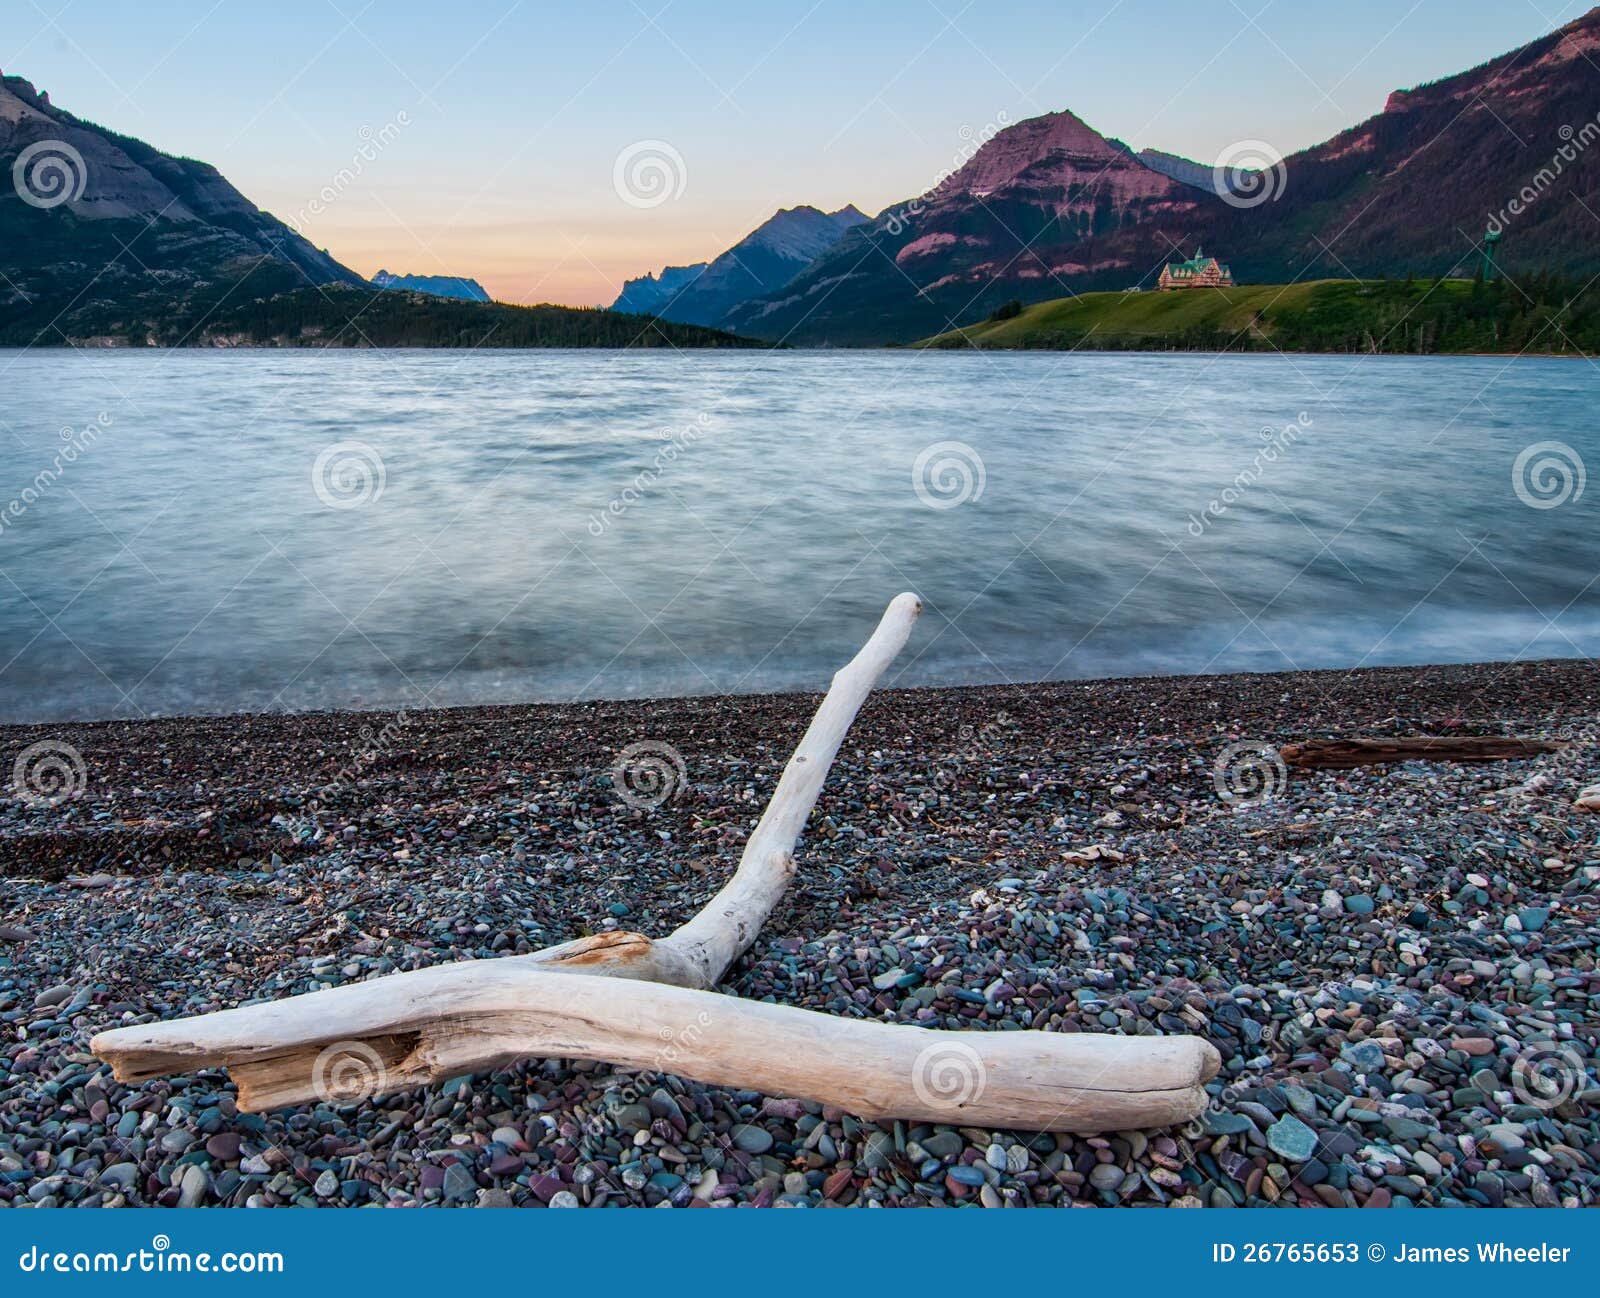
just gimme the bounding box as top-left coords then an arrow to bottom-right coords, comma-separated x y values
0,348 -> 1594,721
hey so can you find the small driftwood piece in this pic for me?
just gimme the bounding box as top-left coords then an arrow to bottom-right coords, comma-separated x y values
94,594 -> 1218,1132
1280,736 -> 1565,770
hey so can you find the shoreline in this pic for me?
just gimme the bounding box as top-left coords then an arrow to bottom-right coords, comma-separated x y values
2,651 -> 1594,732
907,344 -> 1599,360
1,657 -> 1596,1207
6,342 -> 1595,358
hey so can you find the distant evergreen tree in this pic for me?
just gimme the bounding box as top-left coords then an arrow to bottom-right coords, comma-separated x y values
0,282 -> 765,349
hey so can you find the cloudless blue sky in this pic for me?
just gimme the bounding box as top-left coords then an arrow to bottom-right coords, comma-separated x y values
6,0 -> 1590,303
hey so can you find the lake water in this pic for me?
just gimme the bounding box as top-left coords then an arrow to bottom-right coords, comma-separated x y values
0,348 -> 1595,722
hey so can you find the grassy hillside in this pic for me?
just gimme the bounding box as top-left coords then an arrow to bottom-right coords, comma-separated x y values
915,277 -> 1600,355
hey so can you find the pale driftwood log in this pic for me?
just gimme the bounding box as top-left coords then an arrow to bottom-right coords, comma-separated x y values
94,592 -> 1220,1132
94,963 -> 1217,1130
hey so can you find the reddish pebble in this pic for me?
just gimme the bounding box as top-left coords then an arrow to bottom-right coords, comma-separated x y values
205,1133 -> 242,1161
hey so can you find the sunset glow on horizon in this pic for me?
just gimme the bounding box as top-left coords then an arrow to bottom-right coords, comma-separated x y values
8,0 -> 1586,306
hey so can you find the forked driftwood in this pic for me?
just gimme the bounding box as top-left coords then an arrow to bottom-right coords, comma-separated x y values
93,594 -> 1219,1133
1280,735 -> 1565,769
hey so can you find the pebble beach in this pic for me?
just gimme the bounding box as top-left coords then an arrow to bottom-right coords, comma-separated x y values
1,658 -> 1597,1209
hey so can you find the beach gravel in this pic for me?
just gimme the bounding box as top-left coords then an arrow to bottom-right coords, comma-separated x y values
0,659 -> 1596,1207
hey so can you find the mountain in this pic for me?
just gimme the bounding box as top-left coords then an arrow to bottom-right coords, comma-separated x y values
612,204 -> 868,327
1,71 -> 365,343
372,270 -> 491,302
1205,6 -> 1600,287
612,262 -> 709,316
0,74 -> 750,349
726,8 -> 1600,345
720,112 -> 1211,344
1136,148 -> 1228,196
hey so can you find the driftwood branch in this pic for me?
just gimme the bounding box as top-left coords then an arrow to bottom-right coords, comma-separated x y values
507,591 -> 925,991
94,962 -> 1217,1130
94,593 -> 1219,1132
1280,735 -> 1564,769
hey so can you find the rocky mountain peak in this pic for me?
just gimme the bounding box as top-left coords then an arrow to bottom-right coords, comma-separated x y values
372,269 -> 491,302
611,202 -> 866,326
1,75 -> 53,124
936,109 -> 1160,198
743,203 -> 869,259
2,69 -> 363,344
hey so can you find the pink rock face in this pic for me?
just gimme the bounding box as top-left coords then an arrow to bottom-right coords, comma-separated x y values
864,106 -> 1206,293
1049,258 -> 1130,275
895,232 -> 987,265
1535,23 -> 1600,68
935,109 -> 1182,205
1385,6 -> 1600,114
895,232 -> 959,265
720,5 -> 1600,344
1318,128 -> 1379,163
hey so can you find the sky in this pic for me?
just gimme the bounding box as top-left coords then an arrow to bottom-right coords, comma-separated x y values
5,0 -> 1592,305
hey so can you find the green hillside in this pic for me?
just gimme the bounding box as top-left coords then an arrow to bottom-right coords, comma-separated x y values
915,277 -> 1600,355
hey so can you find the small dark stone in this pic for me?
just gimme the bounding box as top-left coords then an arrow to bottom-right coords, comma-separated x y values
204,1133 -> 242,1161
